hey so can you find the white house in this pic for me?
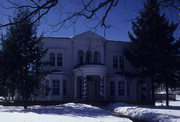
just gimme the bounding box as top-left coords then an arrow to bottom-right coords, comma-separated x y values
40,31 -> 152,103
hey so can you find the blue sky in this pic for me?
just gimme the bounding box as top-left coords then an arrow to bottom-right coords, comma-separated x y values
37,0 -> 146,41
0,0 -> 179,41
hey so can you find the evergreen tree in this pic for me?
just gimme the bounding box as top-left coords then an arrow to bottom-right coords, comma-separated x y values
124,0 -> 178,106
175,39 -> 180,84
0,50 -> 5,97
0,9 -> 47,109
0,36 -> 17,100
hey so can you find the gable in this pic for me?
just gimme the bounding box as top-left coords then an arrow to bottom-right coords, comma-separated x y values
73,31 -> 105,42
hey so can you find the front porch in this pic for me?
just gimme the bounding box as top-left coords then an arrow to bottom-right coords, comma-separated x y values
73,64 -> 107,101
76,75 -> 104,101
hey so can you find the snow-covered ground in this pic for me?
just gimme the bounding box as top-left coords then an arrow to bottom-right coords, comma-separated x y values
156,95 -> 180,107
105,102 -> 180,122
0,103 -> 131,122
177,95 -> 180,100
156,100 -> 180,107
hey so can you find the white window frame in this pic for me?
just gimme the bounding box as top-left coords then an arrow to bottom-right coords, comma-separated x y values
57,53 -> 63,66
49,53 -> 55,66
113,56 -> 118,68
110,81 -> 115,96
118,81 -> 125,96
52,80 -> 60,96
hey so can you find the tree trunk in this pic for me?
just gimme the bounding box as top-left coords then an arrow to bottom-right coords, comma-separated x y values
11,91 -> 14,101
23,95 -> 28,109
151,80 -> 155,105
22,87 -> 28,109
165,82 -> 169,107
24,100 -> 27,109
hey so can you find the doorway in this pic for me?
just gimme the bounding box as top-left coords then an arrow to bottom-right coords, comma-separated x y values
86,75 -> 100,101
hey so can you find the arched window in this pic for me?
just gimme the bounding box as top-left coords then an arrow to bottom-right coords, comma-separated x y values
49,53 -> 55,66
94,51 -> 100,64
113,56 -> 118,68
78,50 -> 84,65
86,51 -> 92,64
57,53 -> 62,66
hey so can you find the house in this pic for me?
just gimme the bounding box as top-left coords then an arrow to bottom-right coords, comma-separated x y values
38,31 -> 152,103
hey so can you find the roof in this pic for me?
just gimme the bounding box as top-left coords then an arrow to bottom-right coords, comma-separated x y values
43,31 -> 129,43
42,37 -> 71,40
72,31 -> 105,41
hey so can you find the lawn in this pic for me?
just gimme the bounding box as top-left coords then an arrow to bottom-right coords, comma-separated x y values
105,100 -> 180,122
0,103 -> 131,122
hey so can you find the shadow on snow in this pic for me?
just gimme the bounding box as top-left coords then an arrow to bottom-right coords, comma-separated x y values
7,103 -> 118,118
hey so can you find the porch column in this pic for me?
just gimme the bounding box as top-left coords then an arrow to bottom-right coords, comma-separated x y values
99,77 -> 104,99
82,76 -> 87,100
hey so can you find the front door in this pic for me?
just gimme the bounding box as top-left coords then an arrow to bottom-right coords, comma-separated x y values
86,76 -> 100,101
87,80 -> 95,101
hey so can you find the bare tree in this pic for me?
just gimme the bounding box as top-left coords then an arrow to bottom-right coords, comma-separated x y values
0,0 -> 119,29
0,0 -> 179,29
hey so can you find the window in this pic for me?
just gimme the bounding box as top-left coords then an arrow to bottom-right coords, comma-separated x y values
110,81 -> 115,96
45,80 -> 49,87
45,80 -> 49,96
119,56 -> 124,70
49,53 -> 55,66
57,53 -> 62,66
78,50 -> 84,65
52,80 -> 60,95
127,81 -> 129,96
77,77 -> 83,98
113,56 -> 118,68
63,80 -> 67,96
118,81 -> 125,96
86,51 -> 92,64
94,51 -> 100,64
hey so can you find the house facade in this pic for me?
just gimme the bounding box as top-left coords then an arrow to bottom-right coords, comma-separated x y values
39,31 -> 152,103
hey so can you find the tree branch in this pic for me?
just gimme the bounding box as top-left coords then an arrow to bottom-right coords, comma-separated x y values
0,0 -> 178,30
53,0 -> 118,31
0,0 -> 58,27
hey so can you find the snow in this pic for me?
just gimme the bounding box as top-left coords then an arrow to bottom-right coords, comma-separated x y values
176,95 -> 180,100
156,100 -> 180,107
105,102 -> 180,122
0,103 -> 131,122
156,95 -> 180,107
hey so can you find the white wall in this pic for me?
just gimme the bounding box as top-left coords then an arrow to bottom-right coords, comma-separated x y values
39,32 -> 149,102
